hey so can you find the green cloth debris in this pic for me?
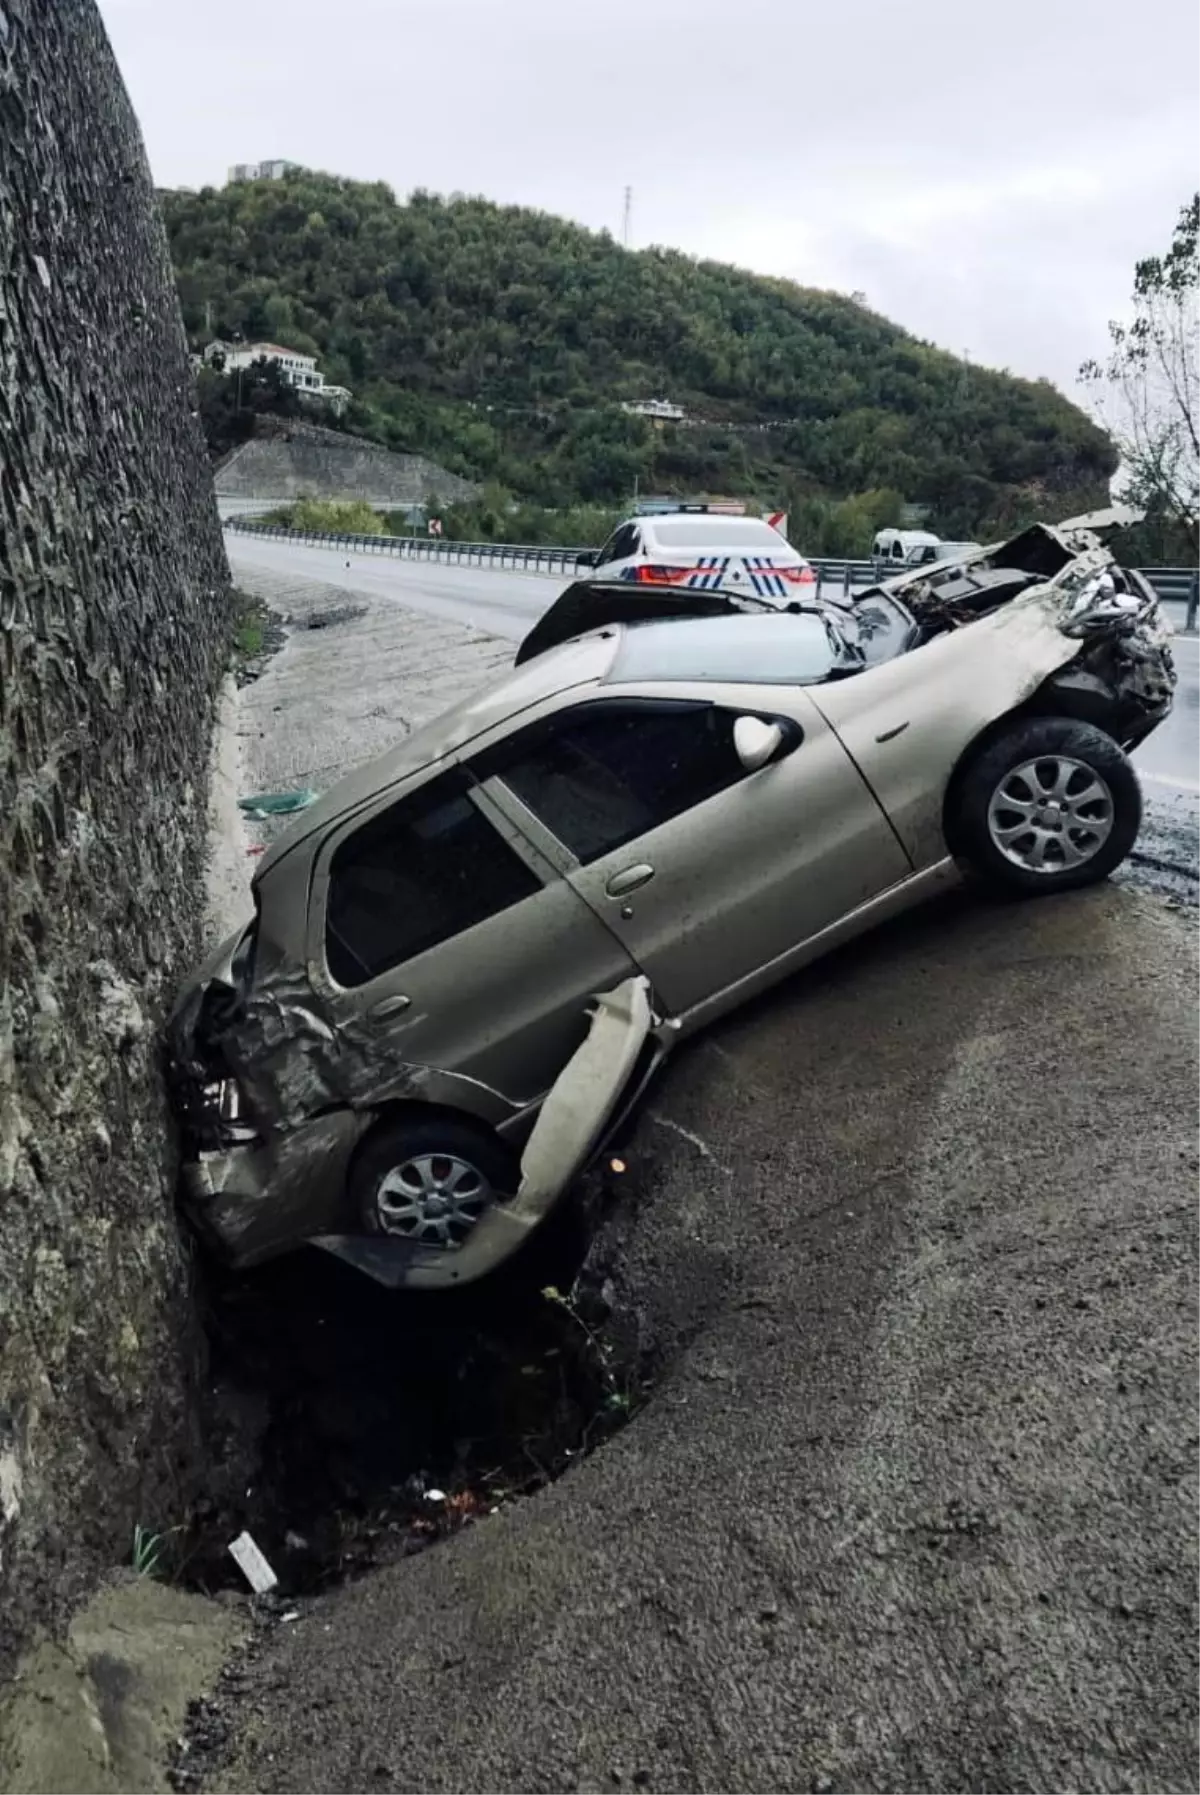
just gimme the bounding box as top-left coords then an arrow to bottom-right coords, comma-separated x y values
238,788 -> 319,817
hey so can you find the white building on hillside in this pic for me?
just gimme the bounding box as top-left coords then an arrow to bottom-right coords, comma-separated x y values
202,341 -> 351,413
228,160 -> 298,183
622,397 -> 686,423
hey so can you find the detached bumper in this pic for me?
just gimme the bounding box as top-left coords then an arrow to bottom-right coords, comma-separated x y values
315,976 -> 671,1291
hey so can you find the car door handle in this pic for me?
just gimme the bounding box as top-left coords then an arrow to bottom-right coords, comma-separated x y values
605,863 -> 655,898
369,994 -> 412,1020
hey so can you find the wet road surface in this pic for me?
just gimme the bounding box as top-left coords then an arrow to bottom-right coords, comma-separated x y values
1121,630 -> 1197,904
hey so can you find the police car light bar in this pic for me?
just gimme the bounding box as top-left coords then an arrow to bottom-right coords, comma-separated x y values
631,499 -> 747,517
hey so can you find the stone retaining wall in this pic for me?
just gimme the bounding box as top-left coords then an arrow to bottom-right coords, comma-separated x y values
214,417 -> 479,506
0,0 -> 231,1669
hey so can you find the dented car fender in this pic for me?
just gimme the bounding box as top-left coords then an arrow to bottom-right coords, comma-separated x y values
313,976 -> 659,1289
807,588 -> 1086,870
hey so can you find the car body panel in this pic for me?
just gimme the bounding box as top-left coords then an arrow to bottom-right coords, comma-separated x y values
515,975 -> 655,1214
183,1106 -> 371,1266
682,854 -> 963,1035
525,682 -> 914,1019
808,552 -> 1107,868
305,792 -> 639,1110
514,578 -> 772,668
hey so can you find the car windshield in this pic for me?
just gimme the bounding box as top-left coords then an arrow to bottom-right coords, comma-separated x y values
606,612 -> 851,686
650,519 -> 792,552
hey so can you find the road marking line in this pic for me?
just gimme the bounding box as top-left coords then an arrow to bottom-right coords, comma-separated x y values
1139,770 -> 1200,794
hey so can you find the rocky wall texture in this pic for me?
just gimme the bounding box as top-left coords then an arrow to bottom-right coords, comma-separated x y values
0,0 -> 231,1667
214,416 -> 479,505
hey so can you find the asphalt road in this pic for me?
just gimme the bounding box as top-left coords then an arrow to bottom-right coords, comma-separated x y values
198,550 -> 1199,1795
227,535 -> 1199,891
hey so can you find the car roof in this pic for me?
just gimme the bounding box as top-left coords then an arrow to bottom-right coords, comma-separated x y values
641,513 -> 789,538
877,528 -> 941,547
604,611 -> 838,687
253,631 -> 618,882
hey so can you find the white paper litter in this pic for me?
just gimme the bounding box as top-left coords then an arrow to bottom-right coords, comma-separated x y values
228,1529 -> 279,1594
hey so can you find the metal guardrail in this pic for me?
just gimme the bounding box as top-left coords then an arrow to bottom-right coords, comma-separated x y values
222,517 -> 1198,619
1139,568 -> 1200,623
223,518 -> 589,577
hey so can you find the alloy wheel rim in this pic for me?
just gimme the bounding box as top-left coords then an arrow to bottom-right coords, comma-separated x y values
375,1152 -> 492,1245
986,754 -> 1115,874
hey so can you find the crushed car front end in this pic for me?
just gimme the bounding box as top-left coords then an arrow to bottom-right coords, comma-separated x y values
168,911 -> 677,1286
167,913 -> 373,1267
854,522 -> 1177,747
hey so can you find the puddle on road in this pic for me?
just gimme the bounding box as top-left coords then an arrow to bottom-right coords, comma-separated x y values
176,1167 -> 645,1596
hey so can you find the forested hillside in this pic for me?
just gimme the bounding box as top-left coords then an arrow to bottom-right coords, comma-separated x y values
162,172 -> 1117,537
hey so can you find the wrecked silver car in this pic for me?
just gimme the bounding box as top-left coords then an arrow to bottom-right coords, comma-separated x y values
170,518 -> 1174,1289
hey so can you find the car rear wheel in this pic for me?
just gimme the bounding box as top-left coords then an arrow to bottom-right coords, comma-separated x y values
950,717 -> 1141,895
350,1115 -> 518,1248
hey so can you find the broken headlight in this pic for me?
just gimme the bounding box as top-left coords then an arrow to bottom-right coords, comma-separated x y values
211,1077 -> 260,1146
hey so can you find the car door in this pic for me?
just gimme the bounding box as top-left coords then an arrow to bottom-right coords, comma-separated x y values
469,692 -> 914,1022
305,765 -> 638,1109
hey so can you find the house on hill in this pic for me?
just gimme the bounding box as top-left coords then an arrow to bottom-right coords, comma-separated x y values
202,340 -> 352,413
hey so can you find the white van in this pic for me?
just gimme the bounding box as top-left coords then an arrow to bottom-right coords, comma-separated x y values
872,528 -> 942,567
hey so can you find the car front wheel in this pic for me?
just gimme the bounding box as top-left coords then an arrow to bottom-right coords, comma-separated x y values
350,1115 -> 518,1248
950,717 -> 1142,895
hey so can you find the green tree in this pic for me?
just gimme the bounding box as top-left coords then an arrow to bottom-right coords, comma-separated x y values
1080,194 -> 1198,529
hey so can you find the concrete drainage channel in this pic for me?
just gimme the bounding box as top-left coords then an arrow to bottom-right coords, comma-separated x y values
178,1160 -> 647,1603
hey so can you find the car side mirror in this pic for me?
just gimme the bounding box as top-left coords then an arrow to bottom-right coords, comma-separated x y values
576,550 -> 598,567
733,716 -> 785,772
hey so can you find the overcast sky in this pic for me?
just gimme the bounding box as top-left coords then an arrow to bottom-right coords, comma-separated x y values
98,0 -> 1198,399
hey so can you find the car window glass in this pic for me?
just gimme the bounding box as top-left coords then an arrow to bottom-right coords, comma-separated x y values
608,612 -> 837,686
651,519 -> 791,552
324,770 -> 541,988
596,531 -> 622,564
492,704 -> 747,864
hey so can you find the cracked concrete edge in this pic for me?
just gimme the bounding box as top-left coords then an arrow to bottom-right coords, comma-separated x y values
0,1575 -> 248,1795
203,672 -> 253,951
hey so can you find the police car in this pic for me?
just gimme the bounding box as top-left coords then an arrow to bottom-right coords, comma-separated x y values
586,504 -> 816,605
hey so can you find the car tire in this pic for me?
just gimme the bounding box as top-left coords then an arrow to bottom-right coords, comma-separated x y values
949,717 -> 1141,896
350,1114 -> 519,1248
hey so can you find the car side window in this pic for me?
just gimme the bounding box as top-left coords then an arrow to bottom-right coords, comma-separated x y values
324,769 -> 542,988
484,702 -> 749,865
600,523 -> 639,562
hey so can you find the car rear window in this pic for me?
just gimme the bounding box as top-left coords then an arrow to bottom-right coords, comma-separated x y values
324,770 -> 541,987
650,519 -> 792,552
606,613 -> 838,686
